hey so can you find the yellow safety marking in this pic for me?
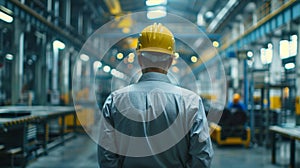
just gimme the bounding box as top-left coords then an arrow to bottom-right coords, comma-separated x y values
296,97 -> 300,115
270,96 -> 281,110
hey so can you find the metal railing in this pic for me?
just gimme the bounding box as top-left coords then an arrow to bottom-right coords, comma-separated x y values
220,0 -> 296,51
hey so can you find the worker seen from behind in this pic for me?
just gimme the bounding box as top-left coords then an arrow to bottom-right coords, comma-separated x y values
228,93 -> 247,112
98,23 -> 213,168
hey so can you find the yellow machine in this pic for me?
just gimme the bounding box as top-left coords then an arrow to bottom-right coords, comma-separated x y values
210,122 -> 251,148
210,106 -> 251,148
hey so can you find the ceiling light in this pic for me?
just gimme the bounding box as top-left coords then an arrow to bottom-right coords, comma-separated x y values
128,57 -> 134,63
111,69 -> 117,75
174,53 -> 180,59
172,66 -> 179,73
191,56 -> 198,63
285,63 -> 295,69
247,51 -> 253,58
117,53 -> 124,59
172,59 -> 177,65
53,40 -> 65,50
0,10 -> 13,23
204,11 -> 214,19
212,41 -> 219,48
80,54 -> 90,61
111,69 -> 125,79
147,7 -> 166,20
146,0 -> 167,6
267,43 -> 273,49
103,65 -> 111,73
122,27 -> 130,34
128,53 -> 135,58
197,13 -> 205,26
5,54 -> 13,60
247,60 -> 253,67
93,61 -> 102,70
280,40 -> 289,59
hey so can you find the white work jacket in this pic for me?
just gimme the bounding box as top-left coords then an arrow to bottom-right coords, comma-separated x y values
98,72 -> 213,168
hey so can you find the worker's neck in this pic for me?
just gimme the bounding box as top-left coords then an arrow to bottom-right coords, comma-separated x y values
142,67 -> 167,74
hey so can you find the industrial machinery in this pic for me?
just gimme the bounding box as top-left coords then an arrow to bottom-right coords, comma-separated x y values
0,106 -> 77,167
210,108 -> 251,147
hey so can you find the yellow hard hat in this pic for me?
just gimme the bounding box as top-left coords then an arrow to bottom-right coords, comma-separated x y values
136,23 -> 175,55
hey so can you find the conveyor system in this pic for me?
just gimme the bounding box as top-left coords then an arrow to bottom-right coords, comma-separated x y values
0,106 -> 78,167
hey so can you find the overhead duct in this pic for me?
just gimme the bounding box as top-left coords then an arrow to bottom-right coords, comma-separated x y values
104,0 -> 122,15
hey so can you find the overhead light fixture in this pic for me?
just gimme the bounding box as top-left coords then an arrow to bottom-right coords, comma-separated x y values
285,62 -> 295,70
5,53 -> 13,60
122,27 -> 130,34
128,53 -> 135,58
212,41 -> 219,48
247,51 -> 253,58
172,66 -> 179,73
172,59 -> 177,65
146,0 -> 167,6
247,60 -> 253,67
0,10 -> 13,23
174,52 -> 180,59
111,69 -> 125,79
260,43 -> 273,65
280,40 -> 289,59
103,65 -> 111,73
53,40 -> 65,50
197,13 -> 205,26
0,6 -> 13,23
191,56 -> 198,63
80,54 -> 90,61
117,53 -> 124,59
93,61 -> 102,70
128,53 -> 135,63
147,7 -> 166,20
205,11 -> 214,19
128,57 -> 134,63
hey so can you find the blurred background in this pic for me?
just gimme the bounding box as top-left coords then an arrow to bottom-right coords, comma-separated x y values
0,0 -> 299,167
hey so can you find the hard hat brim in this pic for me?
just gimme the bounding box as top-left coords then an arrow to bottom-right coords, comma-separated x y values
137,47 -> 174,56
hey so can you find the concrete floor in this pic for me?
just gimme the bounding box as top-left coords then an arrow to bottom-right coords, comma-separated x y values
27,134 -> 299,168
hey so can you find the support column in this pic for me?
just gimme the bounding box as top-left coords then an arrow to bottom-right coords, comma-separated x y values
78,11 -> 83,34
47,0 -> 52,21
296,26 -> 300,125
269,39 -> 282,111
243,60 -> 248,110
231,58 -> 239,91
65,0 -> 71,26
60,48 -> 70,105
51,45 -> 60,105
46,42 -> 52,104
54,0 -> 59,26
12,19 -> 24,104
36,33 -> 47,105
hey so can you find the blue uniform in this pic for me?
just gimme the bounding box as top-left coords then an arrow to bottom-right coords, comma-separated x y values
98,72 -> 213,168
228,102 -> 247,111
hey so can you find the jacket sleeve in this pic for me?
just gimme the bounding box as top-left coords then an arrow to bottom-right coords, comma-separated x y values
98,95 -> 121,168
186,98 -> 214,168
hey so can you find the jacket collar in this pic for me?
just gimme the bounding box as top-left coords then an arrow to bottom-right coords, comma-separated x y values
138,72 -> 171,83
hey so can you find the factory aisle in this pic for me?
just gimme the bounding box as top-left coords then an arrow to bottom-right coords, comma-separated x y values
27,134 -> 298,168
